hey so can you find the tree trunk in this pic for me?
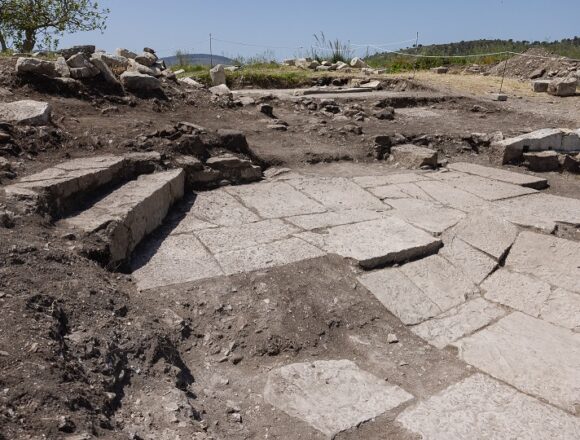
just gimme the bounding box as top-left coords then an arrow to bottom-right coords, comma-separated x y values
0,32 -> 7,52
21,28 -> 36,53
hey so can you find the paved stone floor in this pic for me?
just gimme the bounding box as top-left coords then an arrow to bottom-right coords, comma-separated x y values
132,163 -> 580,438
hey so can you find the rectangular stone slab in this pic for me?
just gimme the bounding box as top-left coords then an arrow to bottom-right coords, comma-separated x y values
358,255 -> 478,325
506,231 -> 580,293
226,181 -> 326,218
287,177 -> 385,211
194,219 -> 299,254
63,169 -> 185,264
214,237 -> 325,275
4,155 -> 126,213
386,198 -> 465,236
353,173 -> 431,188
448,162 -> 548,189
286,209 -> 388,230
171,189 -> 260,234
415,180 -> 491,213
131,233 -> 223,291
411,298 -> 506,349
297,217 -> 442,269
494,193 -> 580,228
432,173 -> 537,201
265,360 -> 413,438
453,312 -> 580,414
398,374 -> 580,440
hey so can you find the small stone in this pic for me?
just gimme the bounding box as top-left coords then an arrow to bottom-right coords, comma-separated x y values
58,416 -> 76,433
259,103 -> 274,117
387,333 -> 399,344
231,354 -> 244,365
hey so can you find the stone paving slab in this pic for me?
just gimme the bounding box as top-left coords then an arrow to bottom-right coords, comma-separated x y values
63,169 -> 185,263
132,234 -> 224,291
286,209 -> 388,230
482,269 -> 580,331
264,360 -> 413,438
414,180 -> 491,213
287,177 -> 385,211
226,181 -> 326,218
453,312 -> 580,413
359,268 -> 442,325
386,198 -> 465,236
411,298 -> 506,349
439,234 -> 497,285
5,155 -> 126,209
369,183 -> 434,202
448,162 -> 549,189
398,374 -> 580,440
398,255 -> 479,312
540,288 -> 580,332
494,193 -> 580,228
432,173 -> 537,201
171,190 -> 260,234
194,219 -> 299,254
298,217 -> 442,269
482,269 -> 551,317
506,231 -> 580,293
353,173 -> 432,188
214,237 -> 325,275
359,255 -> 477,325
451,211 -> 519,261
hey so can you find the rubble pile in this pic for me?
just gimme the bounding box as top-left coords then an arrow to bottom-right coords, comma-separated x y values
15,45 -> 176,93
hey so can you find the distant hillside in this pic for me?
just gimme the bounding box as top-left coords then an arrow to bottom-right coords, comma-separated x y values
366,37 -> 580,71
162,53 -> 234,67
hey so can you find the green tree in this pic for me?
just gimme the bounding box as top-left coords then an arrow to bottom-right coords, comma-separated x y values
0,0 -> 109,52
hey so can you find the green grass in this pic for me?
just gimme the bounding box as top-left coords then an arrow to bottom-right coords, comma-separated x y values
180,65 -> 313,88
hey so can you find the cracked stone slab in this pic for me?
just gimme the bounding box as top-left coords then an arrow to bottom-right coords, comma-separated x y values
387,198 -> 466,236
358,255 -> 477,325
226,181 -> 326,218
286,209 -> 388,230
264,360 -> 413,438
195,219 -> 298,254
439,234 -> 497,285
398,374 -> 580,440
448,162 -> 549,189
131,234 -> 224,291
353,173 -> 431,188
287,177 -> 385,211
505,231 -> 580,293
214,237 -> 325,275
432,173 -> 537,201
171,189 -> 260,234
411,298 -> 506,349
63,169 -> 185,264
453,312 -> 580,413
414,180 -> 491,213
298,217 -> 442,269
451,211 -> 518,261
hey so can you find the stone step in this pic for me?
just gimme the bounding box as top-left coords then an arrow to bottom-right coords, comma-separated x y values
3,153 -> 160,217
448,162 -> 548,189
61,169 -> 185,265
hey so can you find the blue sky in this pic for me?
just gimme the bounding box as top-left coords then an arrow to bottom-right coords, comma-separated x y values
58,0 -> 580,58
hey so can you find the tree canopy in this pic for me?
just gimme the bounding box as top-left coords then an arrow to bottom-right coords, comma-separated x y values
0,0 -> 109,52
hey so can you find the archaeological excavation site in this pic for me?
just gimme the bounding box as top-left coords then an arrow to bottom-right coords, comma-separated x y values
0,3 -> 579,440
